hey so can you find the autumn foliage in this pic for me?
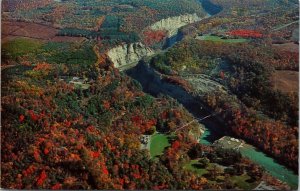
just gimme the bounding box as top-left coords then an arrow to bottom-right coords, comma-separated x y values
1,1 -> 298,189
2,0 -> 52,11
227,30 -> 263,38
163,76 -> 193,92
143,30 -> 167,46
36,170 -> 47,186
230,109 -> 298,170
1,64 -> 215,189
33,62 -> 52,71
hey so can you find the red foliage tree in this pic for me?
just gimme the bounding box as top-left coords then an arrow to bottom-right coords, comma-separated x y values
51,183 -> 62,190
19,115 -> 25,123
172,141 -> 180,150
143,30 -> 167,46
36,170 -> 47,186
227,30 -> 263,38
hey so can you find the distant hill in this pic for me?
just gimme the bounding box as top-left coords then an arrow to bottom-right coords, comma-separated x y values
2,0 -> 53,12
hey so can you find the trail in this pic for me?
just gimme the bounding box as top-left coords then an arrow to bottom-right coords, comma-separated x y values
93,44 -> 102,65
114,1 -> 298,187
272,20 -> 299,31
1,64 -> 17,71
174,119 -> 197,133
174,109 -> 226,133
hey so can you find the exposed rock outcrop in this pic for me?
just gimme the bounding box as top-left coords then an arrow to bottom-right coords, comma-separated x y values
149,13 -> 201,37
107,42 -> 154,69
108,14 -> 203,69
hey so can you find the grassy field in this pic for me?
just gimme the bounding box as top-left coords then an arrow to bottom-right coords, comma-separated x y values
196,35 -> 248,43
183,159 -> 208,176
229,174 -> 257,190
150,133 -> 170,158
3,38 -> 97,76
2,38 -> 43,60
183,159 -> 259,189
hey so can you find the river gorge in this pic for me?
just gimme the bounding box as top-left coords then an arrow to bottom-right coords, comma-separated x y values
107,0 -> 298,188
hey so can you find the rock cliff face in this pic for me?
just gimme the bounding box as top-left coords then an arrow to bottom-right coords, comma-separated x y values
149,13 -> 201,37
107,42 -> 154,69
108,14 -> 202,69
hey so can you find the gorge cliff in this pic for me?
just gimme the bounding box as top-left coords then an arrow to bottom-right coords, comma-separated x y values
107,42 -> 154,69
149,13 -> 201,37
108,14 -> 203,69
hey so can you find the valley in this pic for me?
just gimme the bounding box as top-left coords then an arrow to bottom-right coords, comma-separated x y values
1,0 -> 298,190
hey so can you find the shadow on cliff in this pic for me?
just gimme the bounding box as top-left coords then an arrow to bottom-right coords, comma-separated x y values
198,0 -> 223,15
126,60 -> 225,143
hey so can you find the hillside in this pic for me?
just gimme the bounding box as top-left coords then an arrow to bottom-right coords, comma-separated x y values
1,0 -> 298,190
2,0 -> 205,47
147,0 -> 299,175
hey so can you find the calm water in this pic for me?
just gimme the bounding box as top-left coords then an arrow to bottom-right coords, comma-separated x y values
199,128 -> 299,189
240,145 -> 298,189
127,0 -> 298,186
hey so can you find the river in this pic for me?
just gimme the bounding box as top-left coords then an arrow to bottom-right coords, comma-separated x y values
126,61 -> 298,188
125,0 -> 298,189
200,128 -> 299,188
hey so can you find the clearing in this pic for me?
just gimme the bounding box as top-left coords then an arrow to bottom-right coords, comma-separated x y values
2,21 -> 85,43
271,70 -> 299,93
196,35 -> 248,43
150,133 -> 170,158
272,42 -> 299,53
184,159 -> 259,190
183,159 -> 208,176
2,37 -> 43,60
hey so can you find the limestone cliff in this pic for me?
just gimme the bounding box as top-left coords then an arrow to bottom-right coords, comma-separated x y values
149,13 -> 201,37
107,42 -> 154,69
108,14 -> 202,70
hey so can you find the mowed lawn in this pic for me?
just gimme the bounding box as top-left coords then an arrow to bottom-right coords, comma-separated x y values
183,159 -> 259,190
150,133 -> 170,158
197,35 -> 248,43
183,160 -> 208,176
